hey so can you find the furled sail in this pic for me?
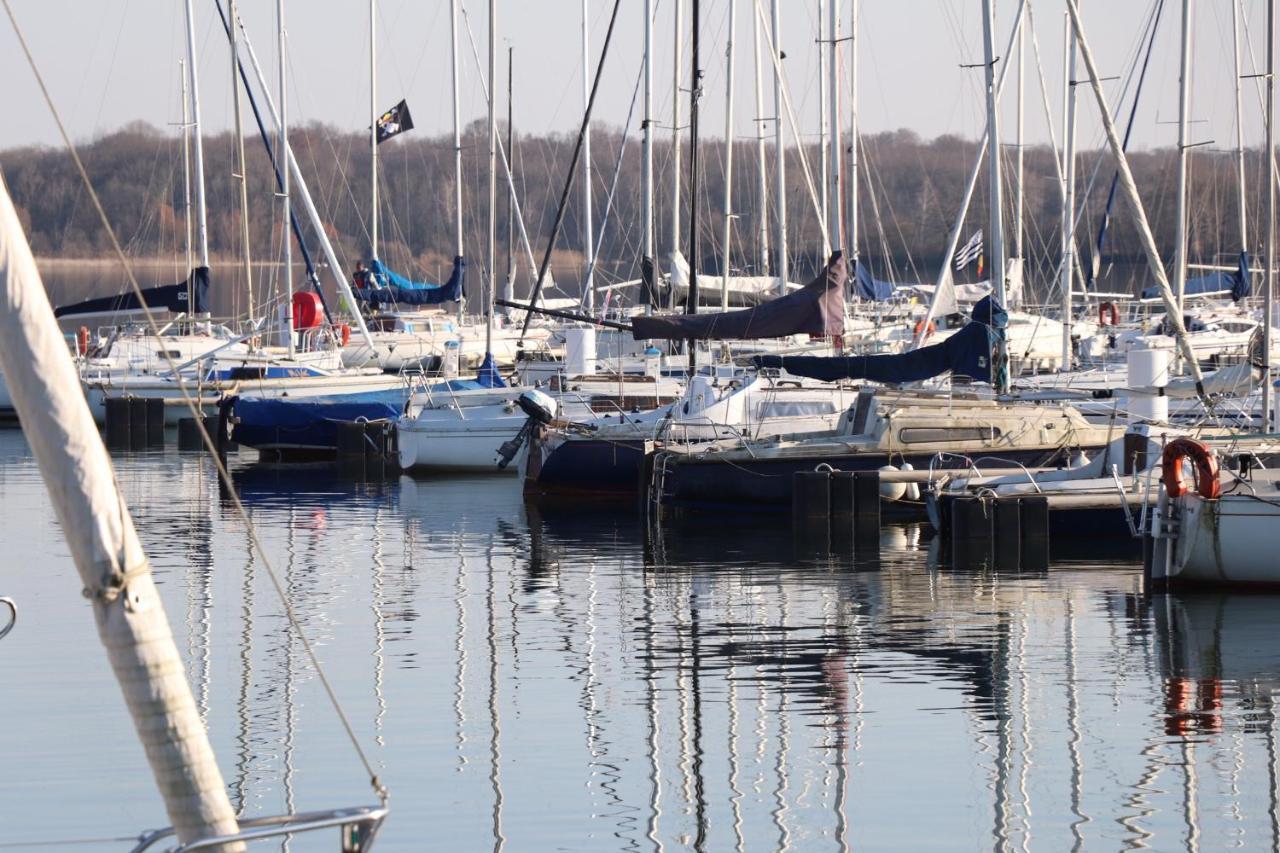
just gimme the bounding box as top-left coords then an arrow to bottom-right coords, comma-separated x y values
754,295 -> 1005,384
357,255 -> 464,308
631,252 -> 847,341
854,261 -> 895,301
1141,252 -> 1251,302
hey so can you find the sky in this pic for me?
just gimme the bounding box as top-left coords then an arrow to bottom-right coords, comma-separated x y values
0,0 -> 1274,159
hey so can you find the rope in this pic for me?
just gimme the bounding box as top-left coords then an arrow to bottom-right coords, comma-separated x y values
2,0 -> 387,805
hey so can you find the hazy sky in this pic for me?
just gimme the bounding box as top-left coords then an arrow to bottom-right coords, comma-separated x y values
0,0 -> 1273,158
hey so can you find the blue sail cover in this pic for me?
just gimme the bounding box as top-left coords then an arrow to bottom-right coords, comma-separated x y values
753,296 -> 1004,384
1141,252 -> 1251,301
358,255 -> 465,308
854,261 -> 895,301
475,352 -> 506,388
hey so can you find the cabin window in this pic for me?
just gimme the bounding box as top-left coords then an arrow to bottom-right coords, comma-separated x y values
156,350 -> 182,359
898,426 -> 1002,443
756,401 -> 837,419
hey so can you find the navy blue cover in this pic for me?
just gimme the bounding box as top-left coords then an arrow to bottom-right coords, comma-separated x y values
475,352 -> 506,387
1141,252 -> 1251,302
854,260 -> 895,301
55,266 -> 210,317
753,296 -> 1004,384
358,256 -> 465,308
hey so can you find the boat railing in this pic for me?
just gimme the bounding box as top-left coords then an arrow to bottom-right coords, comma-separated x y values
129,804 -> 387,852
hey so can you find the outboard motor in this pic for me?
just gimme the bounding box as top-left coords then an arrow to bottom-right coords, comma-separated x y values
496,389 -> 559,469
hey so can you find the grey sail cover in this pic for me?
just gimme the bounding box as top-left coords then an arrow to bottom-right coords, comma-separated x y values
631,252 -> 847,341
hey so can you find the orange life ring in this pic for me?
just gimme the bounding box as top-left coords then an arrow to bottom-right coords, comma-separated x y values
338,323 -> 351,347
913,318 -> 937,338
1162,437 -> 1220,500
1099,301 -> 1119,327
76,325 -> 90,356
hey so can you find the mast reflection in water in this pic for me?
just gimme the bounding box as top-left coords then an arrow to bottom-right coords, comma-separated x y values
2,430 -> 1280,850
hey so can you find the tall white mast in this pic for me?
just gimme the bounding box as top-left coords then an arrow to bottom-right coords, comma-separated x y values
642,0 -> 656,312
827,0 -> 843,253
1173,0 -> 1193,311
1264,0 -> 1275,431
1014,8 -> 1025,263
486,0 -> 497,354
770,0 -> 788,295
817,0 -> 830,260
278,0 -> 294,357
229,0 -> 254,326
848,0 -> 859,260
751,3 -> 770,274
720,0 -> 737,310
1060,12 -> 1078,370
582,0 -> 596,313
981,0 -> 1007,391
451,0 -> 465,322
370,0 -> 379,260
1231,0 -> 1248,254
182,0 -> 210,275
179,59 -> 194,286
671,0 -> 684,270
0,174 -> 242,848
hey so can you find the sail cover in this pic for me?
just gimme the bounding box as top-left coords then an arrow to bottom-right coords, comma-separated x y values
358,255 -> 464,308
754,295 -> 1005,384
475,352 -> 506,388
854,261 -> 895,301
1141,252 -> 1251,302
631,252 -> 846,341
54,266 -> 210,317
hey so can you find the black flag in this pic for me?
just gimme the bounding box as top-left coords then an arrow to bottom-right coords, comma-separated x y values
375,99 -> 414,144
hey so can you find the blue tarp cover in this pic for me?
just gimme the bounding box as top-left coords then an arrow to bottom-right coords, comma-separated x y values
1141,252 -> 1251,302
855,261 -> 895,301
358,255 -> 465,308
753,296 -> 1005,384
475,352 -> 506,387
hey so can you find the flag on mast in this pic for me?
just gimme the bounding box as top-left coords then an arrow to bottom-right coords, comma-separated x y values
953,229 -> 984,271
375,99 -> 415,144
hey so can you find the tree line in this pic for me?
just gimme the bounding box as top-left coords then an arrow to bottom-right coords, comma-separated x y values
1,120 -> 1265,303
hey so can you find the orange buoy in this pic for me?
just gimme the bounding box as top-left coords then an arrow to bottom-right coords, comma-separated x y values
76,325 -> 90,356
338,323 -> 351,347
1099,301 -> 1119,327
1162,437 -> 1220,500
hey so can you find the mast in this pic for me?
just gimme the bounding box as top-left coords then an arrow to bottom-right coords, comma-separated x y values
770,0 -> 788,295
1173,0 -> 1193,311
179,59 -> 194,301
582,0 -> 596,314
1060,12 -> 1078,371
817,0 -> 830,260
370,0 -> 379,261
751,3 -> 770,274
486,0 -> 497,355
0,174 -> 242,848
671,0 -> 684,282
229,0 -> 254,327
1014,8 -> 1024,263
182,0 -> 210,278
1232,0 -> 1248,259
505,46 -> 515,309
278,0 -> 294,357
451,0 -> 465,322
828,0 -> 843,252
642,0 -> 656,313
848,0 -> 859,260
720,0 -> 737,310
981,0 -> 1007,392
1264,0 -> 1275,431
688,0 -> 703,376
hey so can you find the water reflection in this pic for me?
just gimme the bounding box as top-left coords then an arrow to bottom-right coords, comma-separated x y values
7,435 -> 1280,849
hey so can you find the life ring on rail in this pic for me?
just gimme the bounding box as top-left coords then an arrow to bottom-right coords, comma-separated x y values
1099,301 -> 1119,327
338,323 -> 351,347
76,326 -> 90,356
913,318 -> 937,338
1162,437 -> 1221,500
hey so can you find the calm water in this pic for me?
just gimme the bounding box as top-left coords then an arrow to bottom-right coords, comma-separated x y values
1,428 -> 1278,851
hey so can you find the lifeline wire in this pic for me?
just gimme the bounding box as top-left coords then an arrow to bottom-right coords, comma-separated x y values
2,0 -> 387,804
